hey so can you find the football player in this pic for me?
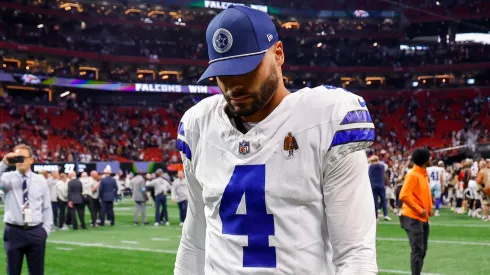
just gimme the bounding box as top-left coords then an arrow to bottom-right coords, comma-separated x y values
426,160 -> 445,216
479,160 -> 490,221
174,5 -> 377,275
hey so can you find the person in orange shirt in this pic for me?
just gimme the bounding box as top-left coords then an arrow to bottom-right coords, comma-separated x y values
399,148 -> 433,275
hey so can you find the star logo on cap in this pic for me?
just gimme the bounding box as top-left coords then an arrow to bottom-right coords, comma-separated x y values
212,28 -> 233,54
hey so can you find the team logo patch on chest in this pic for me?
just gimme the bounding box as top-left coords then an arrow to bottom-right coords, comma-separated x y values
239,140 -> 250,155
283,132 -> 299,159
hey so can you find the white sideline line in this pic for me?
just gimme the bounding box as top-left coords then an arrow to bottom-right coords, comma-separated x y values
55,247 -> 73,251
379,222 -> 490,228
113,207 -> 132,211
121,240 -> 140,244
379,269 -> 445,275
151,238 -> 169,241
378,237 -> 490,246
48,240 -> 177,254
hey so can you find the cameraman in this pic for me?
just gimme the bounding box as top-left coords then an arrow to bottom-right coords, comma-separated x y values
0,144 -> 53,275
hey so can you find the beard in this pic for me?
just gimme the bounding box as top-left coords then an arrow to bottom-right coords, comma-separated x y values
225,63 -> 279,117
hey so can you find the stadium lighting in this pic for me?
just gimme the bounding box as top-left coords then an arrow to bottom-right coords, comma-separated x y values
60,91 -> 70,98
412,81 -> 419,87
467,78 -> 475,85
37,24 -> 44,29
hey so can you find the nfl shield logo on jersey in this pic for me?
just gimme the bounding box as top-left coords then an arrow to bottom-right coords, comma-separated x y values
238,140 -> 250,155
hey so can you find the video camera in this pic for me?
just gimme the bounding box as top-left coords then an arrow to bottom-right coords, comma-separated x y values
7,156 -> 25,164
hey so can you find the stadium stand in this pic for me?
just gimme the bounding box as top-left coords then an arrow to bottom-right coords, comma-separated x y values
0,87 -> 488,163
0,0 -> 489,164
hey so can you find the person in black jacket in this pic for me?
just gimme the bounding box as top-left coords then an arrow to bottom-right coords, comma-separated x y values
99,166 -> 118,226
369,155 -> 391,221
67,171 -> 87,230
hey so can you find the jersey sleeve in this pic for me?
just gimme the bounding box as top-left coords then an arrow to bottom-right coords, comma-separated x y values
319,87 -> 377,274
322,87 -> 375,168
174,110 -> 206,275
322,150 -> 378,274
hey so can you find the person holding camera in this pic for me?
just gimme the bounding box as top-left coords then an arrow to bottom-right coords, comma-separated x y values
0,144 -> 53,275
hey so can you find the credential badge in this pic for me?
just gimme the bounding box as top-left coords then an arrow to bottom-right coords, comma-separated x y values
212,28 -> 233,54
239,140 -> 250,155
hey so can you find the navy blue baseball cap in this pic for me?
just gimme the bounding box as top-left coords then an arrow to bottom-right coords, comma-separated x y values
197,5 -> 279,83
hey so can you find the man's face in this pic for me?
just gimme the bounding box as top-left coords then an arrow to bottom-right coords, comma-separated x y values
177,170 -> 184,179
52,171 -> 59,179
216,47 -> 280,118
90,171 -> 98,179
15,148 -> 33,174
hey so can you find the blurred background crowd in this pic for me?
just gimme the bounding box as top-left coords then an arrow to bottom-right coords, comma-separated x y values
0,0 -> 489,167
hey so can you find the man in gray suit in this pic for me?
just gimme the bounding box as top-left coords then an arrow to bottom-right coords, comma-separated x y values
131,172 -> 147,225
67,171 -> 86,230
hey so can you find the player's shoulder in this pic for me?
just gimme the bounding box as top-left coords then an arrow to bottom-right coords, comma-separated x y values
179,94 -> 225,132
296,85 -> 370,124
297,85 -> 367,110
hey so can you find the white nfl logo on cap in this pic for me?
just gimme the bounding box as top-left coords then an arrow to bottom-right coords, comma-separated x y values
212,28 -> 233,53
267,34 -> 273,42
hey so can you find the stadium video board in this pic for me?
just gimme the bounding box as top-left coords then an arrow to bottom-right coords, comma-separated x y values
0,72 -> 221,94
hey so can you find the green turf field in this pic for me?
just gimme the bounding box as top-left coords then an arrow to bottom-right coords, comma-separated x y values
0,200 -> 489,275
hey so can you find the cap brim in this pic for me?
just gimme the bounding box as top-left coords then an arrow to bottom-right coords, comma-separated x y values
197,52 -> 266,83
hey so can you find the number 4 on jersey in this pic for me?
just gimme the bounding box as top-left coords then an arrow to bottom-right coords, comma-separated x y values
219,165 -> 276,268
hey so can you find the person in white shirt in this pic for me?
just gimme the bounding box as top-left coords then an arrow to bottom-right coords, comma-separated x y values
48,170 -> 60,229
147,169 -> 171,226
88,171 -> 101,227
56,173 -> 69,230
80,171 -> 96,226
145,173 -> 155,207
0,145 -> 53,275
172,170 -> 188,226
114,173 -> 124,204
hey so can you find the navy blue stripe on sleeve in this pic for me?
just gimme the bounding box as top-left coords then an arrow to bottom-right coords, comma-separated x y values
340,110 -> 372,125
329,128 -> 375,149
178,122 -> 185,136
177,139 -> 192,160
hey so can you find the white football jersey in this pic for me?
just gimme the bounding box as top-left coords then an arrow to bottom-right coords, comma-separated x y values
174,86 -> 378,275
471,162 -> 479,178
426,166 -> 445,186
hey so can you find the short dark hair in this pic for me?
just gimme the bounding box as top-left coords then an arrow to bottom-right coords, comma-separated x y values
412,148 -> 431,167
14,144 -> 33,157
